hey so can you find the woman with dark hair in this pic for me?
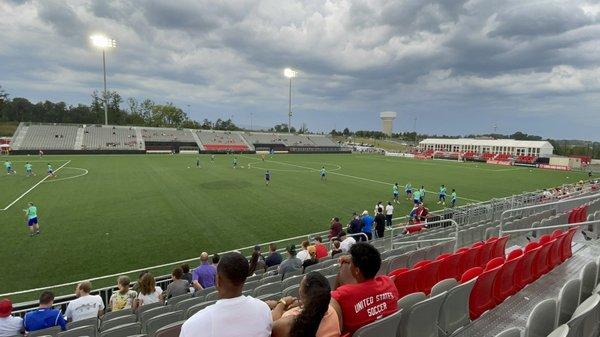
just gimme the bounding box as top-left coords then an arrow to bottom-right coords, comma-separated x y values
248,251 -> 260,276
270,272 -> 341,337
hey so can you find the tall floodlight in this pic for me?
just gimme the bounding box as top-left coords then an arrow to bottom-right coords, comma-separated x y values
90,35 -> 117,125
380,111 -> 397,136
284,68 -> 297,133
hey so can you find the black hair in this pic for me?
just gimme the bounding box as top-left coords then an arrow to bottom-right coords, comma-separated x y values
248,251 -> 260,276
39,291 -> 54,305
212,253 -> 220,264
290,272 -> 331,337
181,264 -> 190,273
349,243 -> 381,279
217,252 -> 249,287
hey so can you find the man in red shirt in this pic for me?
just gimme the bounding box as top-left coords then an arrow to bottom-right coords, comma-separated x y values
313,236 -> 329,259
328,217 -> 342,240
330,242 -> 399,335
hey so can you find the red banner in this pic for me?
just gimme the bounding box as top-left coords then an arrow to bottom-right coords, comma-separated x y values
486,160 -> 513,166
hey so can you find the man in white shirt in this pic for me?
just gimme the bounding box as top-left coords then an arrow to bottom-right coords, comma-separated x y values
65,281 -> 105,322
0,299 -> 23,337
180,252 -> 271,337
339,231 -> 356,252
385,201 -> 394,228
296,240 -> 310,262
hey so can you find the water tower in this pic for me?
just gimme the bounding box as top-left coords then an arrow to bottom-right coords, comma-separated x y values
380,111 -> 397,136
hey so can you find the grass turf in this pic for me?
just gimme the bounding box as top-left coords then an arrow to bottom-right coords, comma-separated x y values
0,153 -> 586,297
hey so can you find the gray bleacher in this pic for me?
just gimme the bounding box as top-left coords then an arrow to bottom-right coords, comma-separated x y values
18,124 -> 79,150
306,135 -> 337,146
195,130 -> 247,145
82,125 -> 138,150
241,132 -> 282,145
141,128 -> 194,142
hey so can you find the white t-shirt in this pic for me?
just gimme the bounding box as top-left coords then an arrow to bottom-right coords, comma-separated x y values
180,295 -> 271,337
136,286 -> 163,306
0,316 -> 23,337
340,237 -> 356,252
296,250 -> 310,262
385,204 -> 394,215
374,204 -> 383,214
65,294 -> 105,322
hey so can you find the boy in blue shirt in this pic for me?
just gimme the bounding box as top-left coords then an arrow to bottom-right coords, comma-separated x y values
23,291 -> 67,332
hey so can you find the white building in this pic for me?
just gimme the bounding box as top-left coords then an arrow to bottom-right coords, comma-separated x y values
419,138 -> 554,157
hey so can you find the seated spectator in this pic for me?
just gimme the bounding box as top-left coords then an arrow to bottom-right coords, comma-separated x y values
270,272 -> 341,337
163,268 -> 190,301
132,270 -> 148,294
65,281 -> 105,322
313,236 -> 328,259
180,252 -> 271,337
330,241 -> 343,258
330,243 -> 399,335
134,273 -> 163,309
193,252 -> 217,290
338,231 -> 356,252
302,246 -> 319,272
347,213 -> 362,235
253,245 -> 267,270
296,241 -> 311,262
328,218 -> 342,240
279,245 -> 302,279
248,250 -> 261,276
23,291 -> 67,332
266,243 -> 283,267
109,276 -> 137,311
181,264 -> 193,284
0,299 -> 24,337
212,253 -> 220,269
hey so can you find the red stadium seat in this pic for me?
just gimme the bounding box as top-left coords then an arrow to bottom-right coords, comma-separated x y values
413,260 -> 431,269
389,267 -> 409,278
469,262 -> 503,319
579,205 -> 588,223
493,249 -> 523,303
406,224 -> 424,233
460,267 -> 483,283
438,251 -> 464,281
484,257 -> 505,271
516,243 -> 541,289
460,244 -> 482,274
560,227 -> 578,261
547,232 -> 565,268
393,267 -> 421,299
568,207 -> 580,224
491,236 -> 509,259
436,253 -> 451,261
477,238 -> 498,267
533,235 -> 554,277
416,259 -> 442,295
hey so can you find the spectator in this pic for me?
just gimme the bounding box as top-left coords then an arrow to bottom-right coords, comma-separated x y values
416,203 -> 429,223
302,246 -> 319,272
330,241 -> 343,258
328,218 -> 342,240
248,251 -> 261,276
109,276 -> 137,311
385,202 -> 394,228
360,210 -> 374,240
330,243 -> 399,335
181,264 -> 193,284
338,231 -> 356,253
313,236 -> 328,259
347,213 -> 362,234
163,268 -> 189,301
270,272 -> 341,337
374,207 -> 386,239
65,281 -> 105,322
134,273 -> 163,309
278,245 -> 302,279
132,270 -> 148,294
254,245 -> 267,270
193,252 -> 217,290
23,291 -> 67,332
373,201 -> 384,215
212,253 -> 220,269
0,299 -> 24,337
266,243 -> 283,268
180,252 -> 272,337
297,241 -> 311,262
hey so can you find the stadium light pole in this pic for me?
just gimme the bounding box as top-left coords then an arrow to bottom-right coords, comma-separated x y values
90,35 -> 117,125
284,68 -> 297,133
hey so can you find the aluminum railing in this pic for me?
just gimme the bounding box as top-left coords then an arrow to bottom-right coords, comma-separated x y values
389,219 -> 459,251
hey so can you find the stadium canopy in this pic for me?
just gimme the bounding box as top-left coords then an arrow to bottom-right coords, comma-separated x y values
419,138 -> 554,157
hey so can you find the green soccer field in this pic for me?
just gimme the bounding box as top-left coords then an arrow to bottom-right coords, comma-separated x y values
0,153 -> 586,297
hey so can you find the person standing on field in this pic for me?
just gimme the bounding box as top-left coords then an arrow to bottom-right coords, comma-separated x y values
24,202 -> 40,237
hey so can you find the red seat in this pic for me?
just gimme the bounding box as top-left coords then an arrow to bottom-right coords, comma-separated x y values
413,260 -> 431,269
533,235 -> 554,277
516,243 -> 541,288
485,257 -> 505,271
560,227 -> 578,261
493,249 -> 523,303
460,244 -> 483,274
478,238 -> 498,267
579,205 -> 588,223
406,224 -> 424,233
436,253 -> 451,261
547,233 -> 565,268
393,267 -> 421,299
438,251 -> 464,281
469,262 -> 503,319
416,259 -> 442,295
491,236 -> 509,259
568,208 -> 578,224
460,267 -> 483,283
389,267 -> 409,277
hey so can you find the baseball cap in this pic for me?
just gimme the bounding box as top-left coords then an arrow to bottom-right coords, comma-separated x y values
0,299 -> 12,317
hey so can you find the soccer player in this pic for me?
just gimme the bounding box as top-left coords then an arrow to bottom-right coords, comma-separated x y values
405,183 -> 413,200
211,154 -> 215,162
392,183 -> 400,203
419,186 -> 425,202
23,202 -> 40,236
232,157 -> 238,169
265,170 -> 271,186
412,189 -> 421,206
196,158 -> 201,168
47,163 -> 55,177
261,154 -> 266,161
438,184 -> 447,205
4,160 -> 13,175
451,189 -> 457,207
25,162 -> 34,176
320,166 -> 327,181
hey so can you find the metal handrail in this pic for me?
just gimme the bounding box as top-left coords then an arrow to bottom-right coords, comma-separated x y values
390,219 -> 459,251
501,219 -> 600,235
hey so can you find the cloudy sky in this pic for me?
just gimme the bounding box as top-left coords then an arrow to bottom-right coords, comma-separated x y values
1,0 -> 600,140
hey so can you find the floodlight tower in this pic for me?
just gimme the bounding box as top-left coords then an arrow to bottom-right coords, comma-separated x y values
90,35 -> 117,125
284,68 -> 297,133
380,111 -> 397,136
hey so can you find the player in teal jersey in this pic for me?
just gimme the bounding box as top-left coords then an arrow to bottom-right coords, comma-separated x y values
25,162 -> 34,176
232,157 -> 238,169
47,163 -> 55,177
405,183 -> 413,200
412,189 -> 421,205
451,189 -> 457,207
419,186 -> 425,202
320,167 -> 327,181
4,161 -> 12,175
23,202 -> 40,236
438,185 -> 447,205
392,183 -> 400,203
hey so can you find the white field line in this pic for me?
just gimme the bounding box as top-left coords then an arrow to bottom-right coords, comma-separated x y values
370,156 -> 522,172
1,160 -> 71,211
43,167 -> 88,183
